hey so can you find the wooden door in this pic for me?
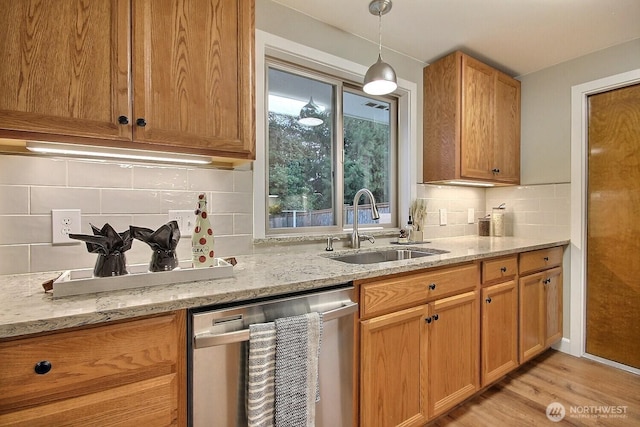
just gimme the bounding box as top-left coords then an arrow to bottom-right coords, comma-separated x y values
0,0 -> 131,141
586,83 -> 640,369
360,305 -> 429,427
544,267 -> 563,347
519,272 -> 545,363
428,291 -> 479,418
132,0 -> 255,158
460,55 -> 494,180
481,281 -> 518,386
493,72 -> 521,184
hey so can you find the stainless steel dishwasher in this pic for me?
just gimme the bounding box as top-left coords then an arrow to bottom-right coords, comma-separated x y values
189,285 -> 357,426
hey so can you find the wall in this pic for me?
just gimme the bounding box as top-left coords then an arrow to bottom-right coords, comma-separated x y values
519,38 -> 640,184
0,154 -> 253,275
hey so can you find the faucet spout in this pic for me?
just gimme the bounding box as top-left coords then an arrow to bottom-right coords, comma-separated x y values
351,188 -> 380,248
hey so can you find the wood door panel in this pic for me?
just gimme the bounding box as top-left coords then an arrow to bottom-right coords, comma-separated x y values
0,0 -> 130,140
493,72 -> 521,183
519,272 -> 546,363
544,267 -> 563,347
133,0 -> 254,156
360,305 -> 429,427
587,83 -> 640,369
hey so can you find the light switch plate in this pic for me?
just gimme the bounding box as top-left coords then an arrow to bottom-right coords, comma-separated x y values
169,210 -> 195,237
439,208 -> 447,226
468,208 -> 475,224
52,209 -> 81,245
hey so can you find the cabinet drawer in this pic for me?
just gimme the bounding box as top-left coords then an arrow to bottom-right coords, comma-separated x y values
482,255 -> 518,284
519,247 -> 563,275
0,313 -> 182,413
360,263 -> 479,318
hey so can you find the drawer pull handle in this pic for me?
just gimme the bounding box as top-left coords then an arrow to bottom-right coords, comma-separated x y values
425,317 -> 432,324
486,297 -> 492,303
500,267 -> 507,273
492,168 -> 500,173
136,118 -> 147,127
34,360 -> 52,375
543,278 -> 551,285
432,314 -> 439,321
428,283 -> 436,290
543,256 -> 549,261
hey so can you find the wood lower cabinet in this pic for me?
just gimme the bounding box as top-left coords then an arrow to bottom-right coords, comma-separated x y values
519,247 -> 564,363
481,280 -> 518,386
0,311 -> 186,426
427,291 -> 479,418
360,305 -> 429,427
0,0 -> 255,161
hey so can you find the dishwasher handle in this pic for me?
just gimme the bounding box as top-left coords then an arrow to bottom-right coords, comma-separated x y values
194,301 -> 358,349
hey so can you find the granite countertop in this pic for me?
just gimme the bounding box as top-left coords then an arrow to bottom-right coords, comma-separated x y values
0,236 -> 569,339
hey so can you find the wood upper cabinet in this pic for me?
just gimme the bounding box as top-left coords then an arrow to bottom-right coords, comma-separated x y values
427,291 -> 479,418
0,0 -> 255,161
360,305 -> 429,427
0,0 -> 131,141
0,311 -> 186,426
423,51 -> 520,185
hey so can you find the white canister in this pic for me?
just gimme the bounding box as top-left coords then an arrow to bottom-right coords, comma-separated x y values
491,206 -> 506,237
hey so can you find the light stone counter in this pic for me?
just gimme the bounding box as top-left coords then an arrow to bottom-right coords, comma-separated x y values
0,236 -> 568,339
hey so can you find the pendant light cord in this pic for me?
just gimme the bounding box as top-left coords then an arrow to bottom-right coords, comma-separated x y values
378,11 -> 383,57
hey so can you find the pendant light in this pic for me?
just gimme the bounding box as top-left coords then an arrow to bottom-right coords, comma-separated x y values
298,96 -> 324,126
363,0 -> 397,96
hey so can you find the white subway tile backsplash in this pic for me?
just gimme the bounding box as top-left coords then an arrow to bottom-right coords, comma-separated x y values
68,160 -> 132,188
209,192 -> 253,214
0,245 -> 29,275
101,189 -> 164,214
31,187 -> 101,214
133,165 -> 188,190
0,186 -> 28,214
210,214 -> 234,236
233,214 -> 253,235
0,155 -> 66,186
187,168 -> 234,192
233,170 -> 253,193
0,215 -> 51,245
30,243 -> 97,273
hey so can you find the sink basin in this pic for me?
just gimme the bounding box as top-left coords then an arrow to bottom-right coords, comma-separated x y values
329,248 -> 449,264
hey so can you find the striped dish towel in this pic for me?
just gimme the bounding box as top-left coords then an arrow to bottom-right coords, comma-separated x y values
274,312 -> 323,427
248,322 -> 277,427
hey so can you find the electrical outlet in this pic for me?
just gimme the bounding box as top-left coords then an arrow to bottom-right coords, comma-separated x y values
52,209 -> 81,245
439,208 -> 447,226
169,210 -> 195,237
468,208 -> 475,224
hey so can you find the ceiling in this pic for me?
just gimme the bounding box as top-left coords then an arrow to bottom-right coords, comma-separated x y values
272,0 -> 640,77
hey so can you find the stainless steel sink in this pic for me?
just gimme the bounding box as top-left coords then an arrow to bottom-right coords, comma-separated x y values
329,248 -> 449,264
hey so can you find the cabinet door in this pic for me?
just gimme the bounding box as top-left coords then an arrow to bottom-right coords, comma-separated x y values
428,291 -> 479,418
132,0 -> 254,158
361,305 -> 429,427
493,72 -> 521,183
0,0 -> 131,141
544,267 -> 563,347
481,281 -> 518,386
460,55 -> 494,181
519,272 -> 546,363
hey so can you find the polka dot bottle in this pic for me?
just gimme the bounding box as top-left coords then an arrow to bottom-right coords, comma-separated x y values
191,193 -> 215,268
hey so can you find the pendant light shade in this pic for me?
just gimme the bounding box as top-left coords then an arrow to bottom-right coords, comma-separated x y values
363,0 -> 397,96
298,96 -> 323,126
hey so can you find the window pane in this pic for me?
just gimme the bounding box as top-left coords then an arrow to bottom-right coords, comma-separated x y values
343,91 -> 393,226
267,67 -> 335,230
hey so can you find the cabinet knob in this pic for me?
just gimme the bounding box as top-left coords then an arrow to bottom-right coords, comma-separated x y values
486,297 -> 492,303
543,256 -> 549,261
500,267 -> 507,273
34,360 -> 52,375
432,314 -> 439,321
425,317 -> 432,324
492,168 -> 500,174
428,283 -> 436,290
117,115 -> 129,125
136,118 -> 147,127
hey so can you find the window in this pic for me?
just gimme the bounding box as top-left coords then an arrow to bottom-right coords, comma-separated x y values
266,59 -> 397,234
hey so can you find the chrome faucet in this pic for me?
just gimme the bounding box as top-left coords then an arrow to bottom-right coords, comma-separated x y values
350,188 -> 381,248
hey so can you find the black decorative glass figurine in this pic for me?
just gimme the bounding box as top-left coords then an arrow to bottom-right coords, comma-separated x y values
69,224 -> 133,277
130,220 -> 181,272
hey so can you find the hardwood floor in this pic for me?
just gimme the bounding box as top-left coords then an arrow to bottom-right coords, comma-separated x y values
430,350 -> 640,426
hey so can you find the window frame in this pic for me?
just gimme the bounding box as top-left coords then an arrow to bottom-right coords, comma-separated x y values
265,58 -> 398,236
